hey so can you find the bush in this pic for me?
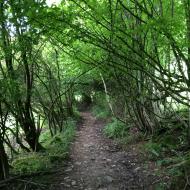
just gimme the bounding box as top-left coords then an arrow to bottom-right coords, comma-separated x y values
169,158 -> 190,189
155,153 -> 190,189
143,141 -> 163,160
92,105 -> 110,119
103,118 -> 128,138
73,106 -> 82,121
47,120 -> 76,155
119,133 -> 144,146
12,119 -> 76,174
12,153 -> 51,174
91,92 -> 111,119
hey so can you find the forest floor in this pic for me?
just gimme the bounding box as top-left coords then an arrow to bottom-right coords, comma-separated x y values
43,111 -> 164,190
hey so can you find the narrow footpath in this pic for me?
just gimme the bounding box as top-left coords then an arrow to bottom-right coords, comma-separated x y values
50,112 -> 161,190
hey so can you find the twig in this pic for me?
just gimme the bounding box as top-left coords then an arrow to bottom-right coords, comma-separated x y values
16,179 -> 47,187
0,168 -> 63,187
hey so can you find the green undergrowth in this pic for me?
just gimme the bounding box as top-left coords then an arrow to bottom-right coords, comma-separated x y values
141,140 -> 190,189
103,113 -> 190,189
92,104 -> 111,119
103,118 -> 128,138
73,106 -> 83,121
104,117 -> 144,143
140,123 -> 190,189
11,119 -> 76,174
91,92 -> 111,119
103,117 -> 143,145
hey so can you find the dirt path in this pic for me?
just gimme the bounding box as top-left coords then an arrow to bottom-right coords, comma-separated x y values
50,112 -> 160,190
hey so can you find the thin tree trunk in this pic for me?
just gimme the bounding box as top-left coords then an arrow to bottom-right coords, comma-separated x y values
0,138 -> 9,180
100,73 -> 114,116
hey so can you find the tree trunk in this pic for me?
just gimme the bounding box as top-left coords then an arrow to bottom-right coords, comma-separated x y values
0,138 -> 9,180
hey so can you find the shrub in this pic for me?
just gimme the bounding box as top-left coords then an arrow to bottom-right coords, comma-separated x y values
143,141 -> 163,160
12,153 -> 51,174
92,105 -> 110,119
103,118 -> 128,138
12,119 -> 76,174
119,132 -> 144,145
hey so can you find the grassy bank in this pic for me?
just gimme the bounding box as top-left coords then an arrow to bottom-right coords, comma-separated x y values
11,118 -> 76,175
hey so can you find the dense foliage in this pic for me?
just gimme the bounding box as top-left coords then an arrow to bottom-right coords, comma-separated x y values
0,0 -> 190,189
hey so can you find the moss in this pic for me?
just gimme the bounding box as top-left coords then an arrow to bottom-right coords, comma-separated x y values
12,153 -> 51,173
11,119 -> 76,175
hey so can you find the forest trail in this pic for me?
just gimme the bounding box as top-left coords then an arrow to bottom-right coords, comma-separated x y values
50,112 -> 159,190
